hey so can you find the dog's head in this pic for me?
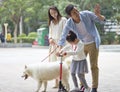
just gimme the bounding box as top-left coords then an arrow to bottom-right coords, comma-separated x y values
21,65 -> 31,80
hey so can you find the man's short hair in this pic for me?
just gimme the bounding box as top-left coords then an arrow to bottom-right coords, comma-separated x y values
65,4 -> 74,16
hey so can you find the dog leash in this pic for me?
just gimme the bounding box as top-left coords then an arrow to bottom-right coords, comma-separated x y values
41,45 -> 59,62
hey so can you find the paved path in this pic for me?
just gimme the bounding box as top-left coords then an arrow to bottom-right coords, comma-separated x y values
0,48 -> 120,92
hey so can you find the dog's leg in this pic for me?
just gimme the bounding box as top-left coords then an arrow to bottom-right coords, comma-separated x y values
62,79 -> 70,92
35,81 -> 42,92
42,81 -> 47,92
62,72 -> 70,92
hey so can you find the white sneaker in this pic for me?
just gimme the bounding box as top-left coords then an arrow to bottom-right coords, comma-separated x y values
70,87 -> 80,92
84,87 -> 91,92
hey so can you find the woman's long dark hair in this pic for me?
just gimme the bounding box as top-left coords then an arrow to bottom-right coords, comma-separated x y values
48,6 -> 62,26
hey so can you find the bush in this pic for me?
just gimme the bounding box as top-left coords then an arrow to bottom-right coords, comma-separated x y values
101,32 -> 116,44
28,32 -> 37,38
117,35 -> 120,44
17,32 -> 37,43
18,33 -> 27,37
115,14 -> 120,24
17,33 -> 27,43
27,32 -> 37,43
101,36 -> 109,44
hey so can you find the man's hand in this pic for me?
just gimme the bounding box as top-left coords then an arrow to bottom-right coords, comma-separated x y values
94,4 -> 101,16
56,45 -> 62,56
56,52 -> 67,57
94,3 -> 105,21
56,52 -> 60,56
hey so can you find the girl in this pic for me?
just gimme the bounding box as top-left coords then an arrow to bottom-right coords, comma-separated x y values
48,6 -> 67,88
58,31 -> 91,92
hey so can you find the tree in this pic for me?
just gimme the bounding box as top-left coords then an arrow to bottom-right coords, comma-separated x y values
0,0 -> 33,43
1,0 -> 119,45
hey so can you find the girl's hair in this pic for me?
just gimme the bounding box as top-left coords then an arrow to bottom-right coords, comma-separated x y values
66,31 -> 77,42
65,4 -> 74,16
48,6 -> 62,25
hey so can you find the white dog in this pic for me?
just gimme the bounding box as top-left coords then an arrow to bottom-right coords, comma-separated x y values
64,56 -> 72,69
22,61 -> 70,92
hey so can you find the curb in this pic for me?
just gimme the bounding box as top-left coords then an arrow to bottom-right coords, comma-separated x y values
0,43 -> 32,48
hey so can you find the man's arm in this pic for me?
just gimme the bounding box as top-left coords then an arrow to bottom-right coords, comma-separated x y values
56,21 -> 71,56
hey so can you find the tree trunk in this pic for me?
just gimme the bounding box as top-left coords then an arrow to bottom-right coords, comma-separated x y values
19,16 -> 23,43
13,23 -> 18,43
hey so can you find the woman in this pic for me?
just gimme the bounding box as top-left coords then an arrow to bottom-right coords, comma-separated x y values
48,6 -> 67,88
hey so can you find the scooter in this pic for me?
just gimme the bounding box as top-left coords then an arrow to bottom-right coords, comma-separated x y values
58,55 -> 68,92
58,55 -> 82,92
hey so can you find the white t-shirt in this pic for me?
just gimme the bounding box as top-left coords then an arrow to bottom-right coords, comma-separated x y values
76,21 -> 94,44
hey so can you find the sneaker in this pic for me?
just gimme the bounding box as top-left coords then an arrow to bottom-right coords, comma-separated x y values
70,87 -> 80,92
52,85 -> 58,88
91,88 -> 97,92
84,87 -> 91,92
80,86 -> 85,92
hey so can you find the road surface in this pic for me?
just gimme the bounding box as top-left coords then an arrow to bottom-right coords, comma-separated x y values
0,48 -> 120,92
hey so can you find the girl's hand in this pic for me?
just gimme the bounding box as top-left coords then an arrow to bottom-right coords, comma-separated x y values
63,52 -> 67,56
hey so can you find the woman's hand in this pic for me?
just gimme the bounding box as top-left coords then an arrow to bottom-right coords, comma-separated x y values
49,38 -> 55,45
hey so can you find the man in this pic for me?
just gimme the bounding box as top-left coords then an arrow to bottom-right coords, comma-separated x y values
57,4 -> 105,92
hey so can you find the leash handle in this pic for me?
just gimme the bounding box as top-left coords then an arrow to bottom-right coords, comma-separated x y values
41,45 -> 59,62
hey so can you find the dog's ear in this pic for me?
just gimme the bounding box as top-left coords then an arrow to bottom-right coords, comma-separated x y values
25,65 -> 27,69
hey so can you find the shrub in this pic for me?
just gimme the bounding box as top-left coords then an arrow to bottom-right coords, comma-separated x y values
18,33 -> 27,37
17,32 -> 37,43
27,32 -> 37,43
28,32 -> 37,38
101,32 -> 116,44
17,33 -> 27,43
